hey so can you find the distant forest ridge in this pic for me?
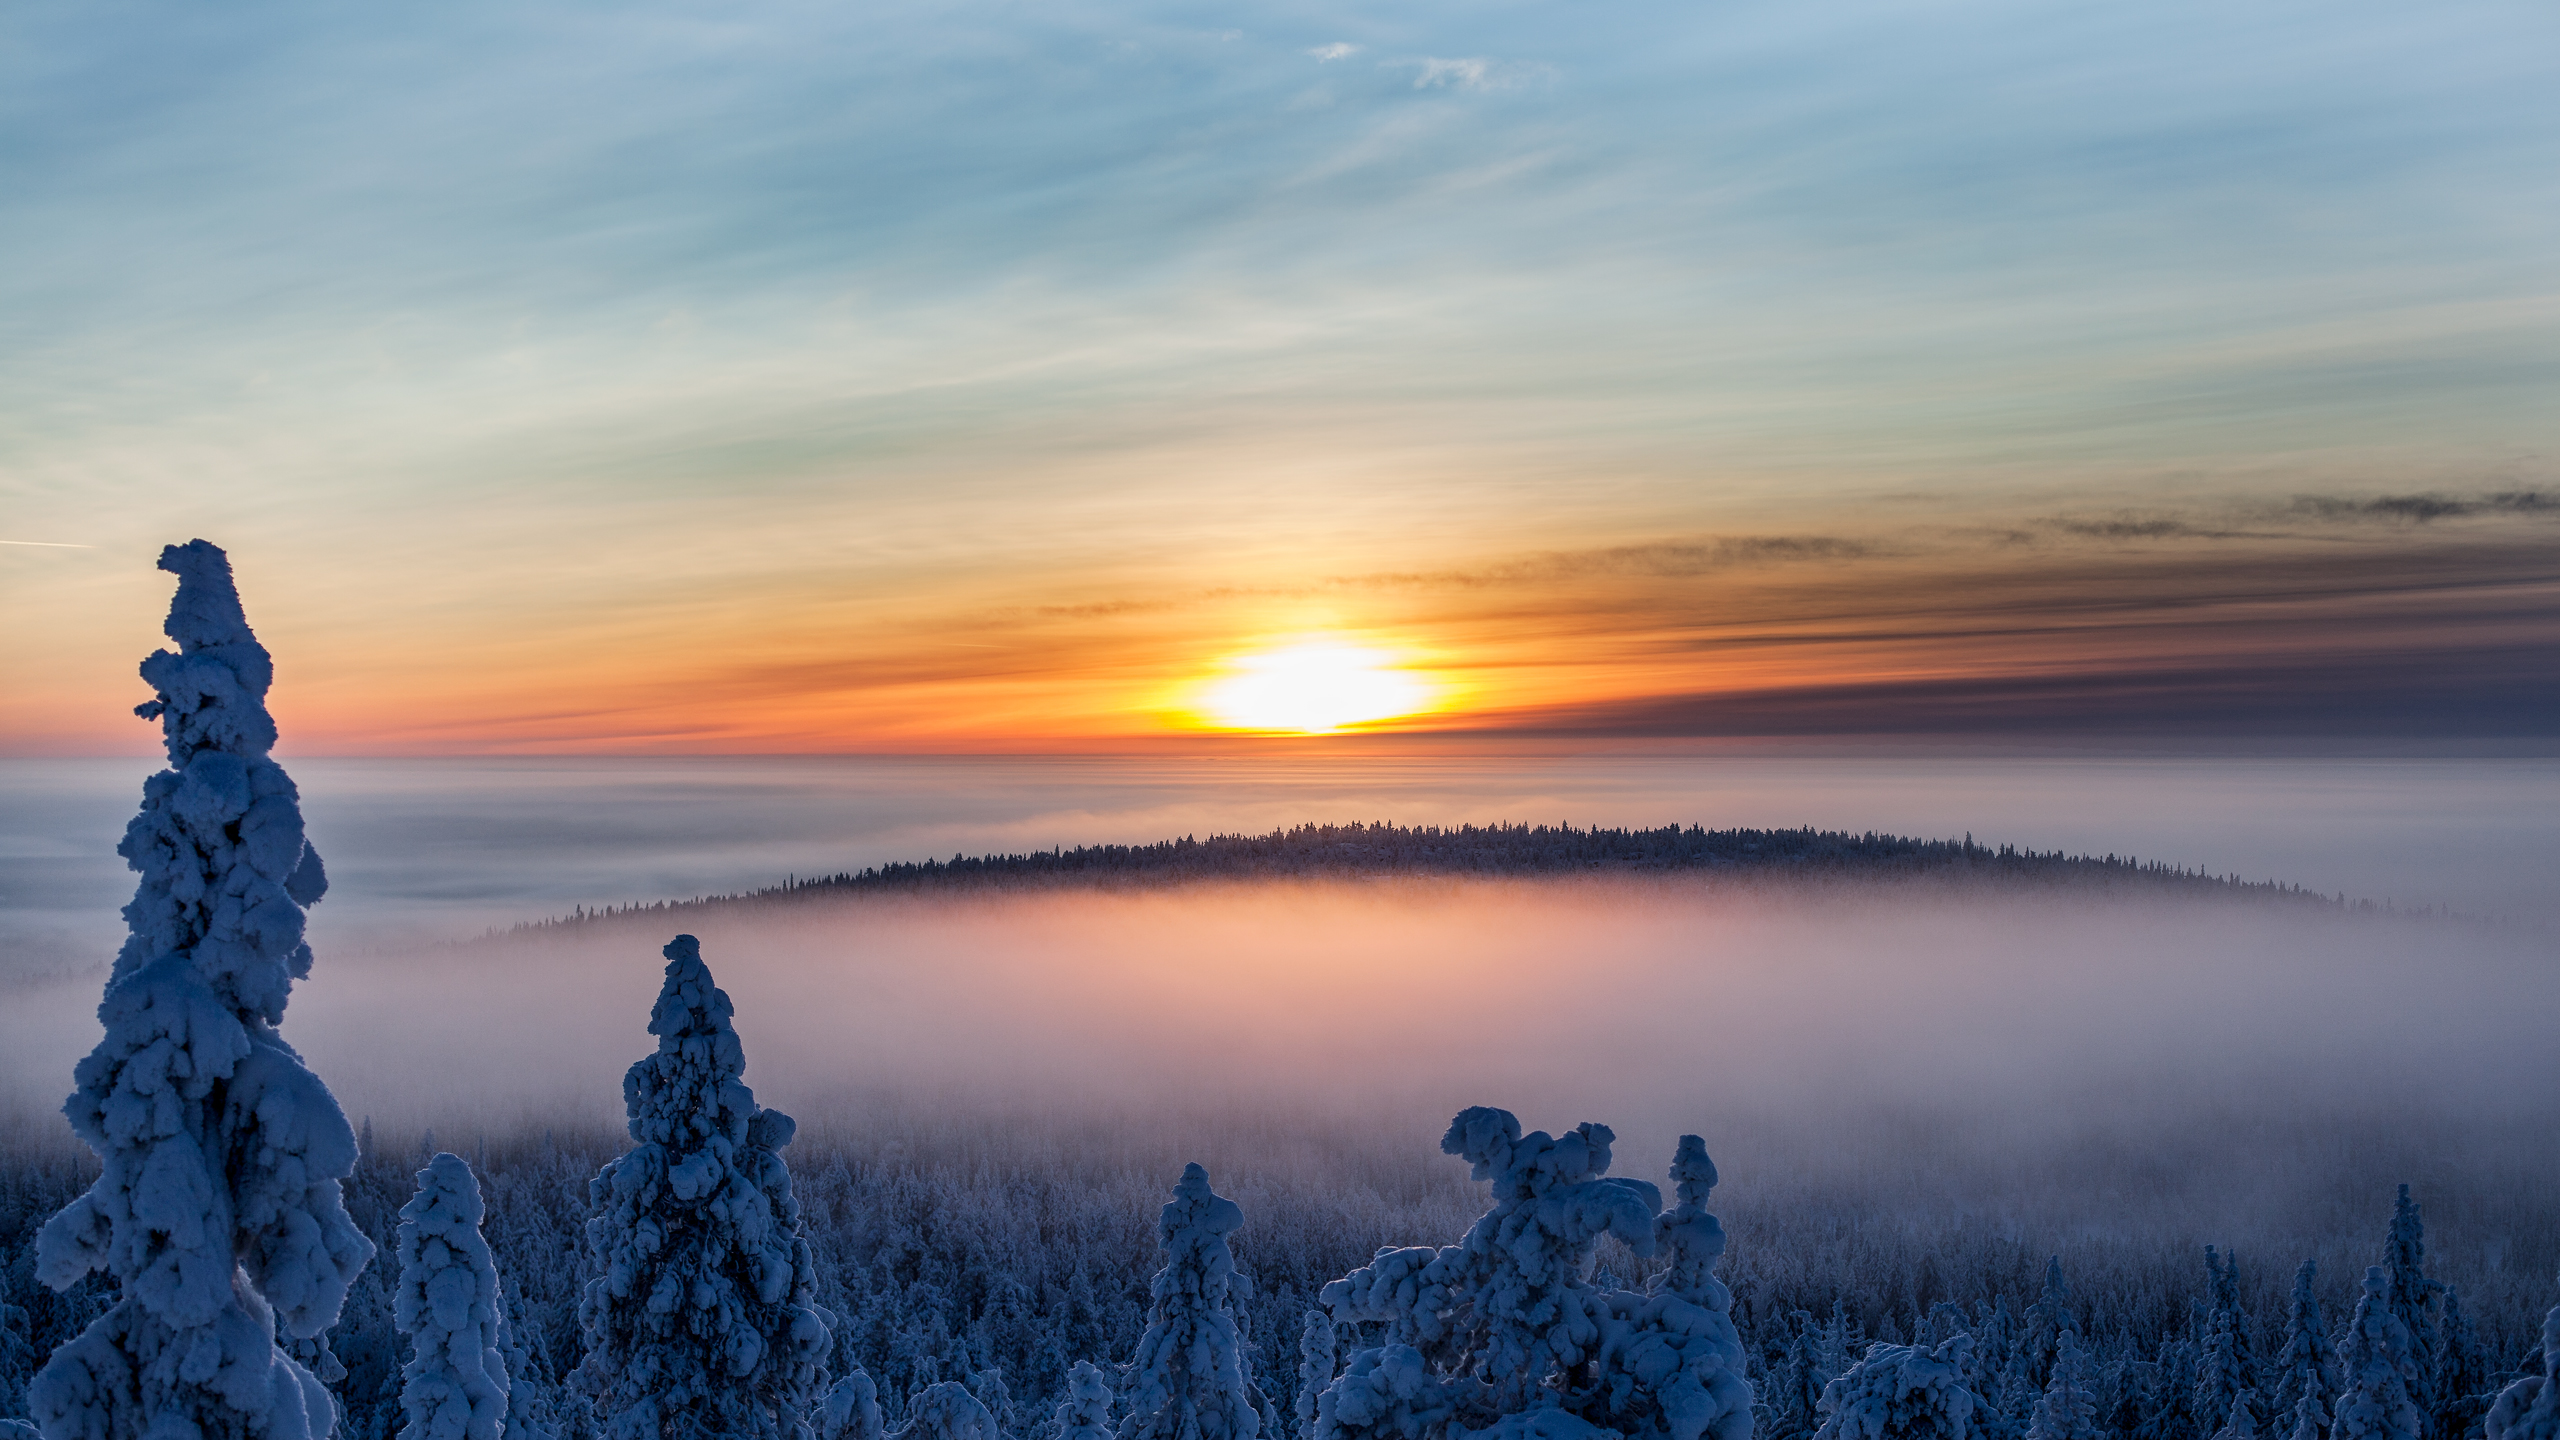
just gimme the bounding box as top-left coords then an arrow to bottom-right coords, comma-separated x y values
512,821 -> 2368,933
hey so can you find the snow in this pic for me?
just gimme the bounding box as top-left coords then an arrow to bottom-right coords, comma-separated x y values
2484,1299 -> 2560,1440
1053,1363 -> 1114,1440
1812,1337 -> 1975,1440
394,1154 -> 509,1440
823,1372 -> 885,1440
1119,1164 -> 1266,1440
1315,1110 -> 1751,1440
576,935 -> 832,1440
2021,1332 -> 2096,1440
2332,1267 -> 2424,1440
893,1383 -> 996,1440
27,541 -> 372,1440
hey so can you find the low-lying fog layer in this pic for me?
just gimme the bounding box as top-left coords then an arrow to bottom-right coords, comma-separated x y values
7,879 -> 2553,1279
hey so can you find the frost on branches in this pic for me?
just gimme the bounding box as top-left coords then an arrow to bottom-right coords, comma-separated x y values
394,1155 -> 509,1440
1811,1338 -> 1974,1440
1314,1109 -> 1752,1440
820,1373 -> 884,1440
29,540 -> 373,1440
1119,1165 -> 1267,1440
577,935 -> 832,1440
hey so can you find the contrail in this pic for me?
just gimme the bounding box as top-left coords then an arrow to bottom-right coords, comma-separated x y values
0,540 -> 93,547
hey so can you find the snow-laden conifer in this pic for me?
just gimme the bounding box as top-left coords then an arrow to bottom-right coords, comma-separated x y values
496,1284 -> 562,1440
396,1154 -> 510,1440
1769,1314 -> 1837,1440
2270,1261 -> 2341,1435
30,541 -> 372,1440
2285,1390 -> 2328,1440
1315,1113 -> 1749,1440
1297,1313 -> 1337,1440
2209,1390 -> 2260,1440
6,1421 -> 41,1440
2019,1263 -> 2074,1390
896,1384 -> 998,1440
1119,1165 -> 1264,1440
2334,1268 -> 2424,1440
2379,1189 -> 2441,1422
2438,1286 -> 2492,1439
1813,1337 -> 1976,1440
577,935 -> 832,1440
2199,1249 -> 2259,1437
1053,1364 -> 1113,1440
2022,1333 -> 2098,1440
2485,1295 -> 2560,1440
821,1372 -> 884,1440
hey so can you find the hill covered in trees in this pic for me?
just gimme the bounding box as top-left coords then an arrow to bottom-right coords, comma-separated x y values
516,821 -> 2358,934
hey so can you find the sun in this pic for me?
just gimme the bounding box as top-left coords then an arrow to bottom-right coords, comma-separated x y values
1195,640 -> 1433,734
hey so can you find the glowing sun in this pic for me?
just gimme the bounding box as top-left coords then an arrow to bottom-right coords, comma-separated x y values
1197,640 -> 1433,733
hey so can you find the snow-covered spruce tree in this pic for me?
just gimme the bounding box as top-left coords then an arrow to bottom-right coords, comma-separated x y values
7,1422 -> 42,1440
2484,1294 -> 2559,1440
1315,1112 -> 1749,1440
1053,1364 -> 1114,1440
577,935 -> 831,1440
2018,1263 -> 2074,1391
967,1367 -> 1017,1440
2437,1287 -> 2492,1440
2210,1390 -> 2260,1440
2286,1390 -> 2329,1440
2334,1268 -> 2425,1440
1119,1165 -> 1266,1440
2379,1188 -> 2442,1424
1766,1315 -> 1835,1440
496,1283 -> 563,1440
2021,1333 -> 2098,1440
30,540 -> 373,1440
895,1384 -> 997,1440
1813,1337 -> 1976,1440
2270,1261 -> 2341,1435
395,1154 -> 509,1440
820,1372 -> 884,1440
2198,1249 -> 2259,1436
1298,1313 -> 1338,1440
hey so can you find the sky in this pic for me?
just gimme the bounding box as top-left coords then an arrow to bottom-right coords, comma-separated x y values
5,0 -> 2557,753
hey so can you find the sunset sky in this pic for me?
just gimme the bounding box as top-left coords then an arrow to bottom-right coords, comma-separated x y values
6,0 -> 2556,753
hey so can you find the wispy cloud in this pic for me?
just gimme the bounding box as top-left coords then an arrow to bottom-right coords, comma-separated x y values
1308,42 -> 1359,62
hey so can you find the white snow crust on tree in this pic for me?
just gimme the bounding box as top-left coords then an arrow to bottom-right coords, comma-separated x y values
821,1372 -> 885,1440
395,1154 -> 510,1440
494,1283 -> 561,1440
2332,1267 -> 2424,1440
2485,1298 -> 2560,1440
894,1384 -> 998,1440
2020,1332 -> 2097,1440
6,1421 -> 43,1440
1053,1363 -> 1114,1440
29,540 -> 373,1440
1119,1164 -> 1266,1440
1314,1110 -> 1751,1440
576,935 -> 832,1440
1810,1337 -> 1975,1440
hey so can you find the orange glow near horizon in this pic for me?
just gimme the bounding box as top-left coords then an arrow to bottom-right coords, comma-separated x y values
1188,639 -> 1438,734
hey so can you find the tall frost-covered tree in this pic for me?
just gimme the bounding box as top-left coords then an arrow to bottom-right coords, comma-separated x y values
1316,1111 -> 1749,1440
578,935 -> 832,1440
30,540 -> 373,1440
2484,1294 -> 2559,1440
1813,1337 -> 1976,1440
1120,1165 -> 1265,1440
2199,1249 -> 2259,1436
2437,1287 -> 2492,1440
2335,1268 -> 2425,1440
2271,1261 -> 2342,1434
395,1154 -> 509,1440
2019,1263 -> 2075,1390
2379,1188 -> 2442,1425
895,1384 -> 998,1440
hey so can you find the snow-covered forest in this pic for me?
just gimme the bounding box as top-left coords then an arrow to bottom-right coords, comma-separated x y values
4,546 -> 2556,1440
